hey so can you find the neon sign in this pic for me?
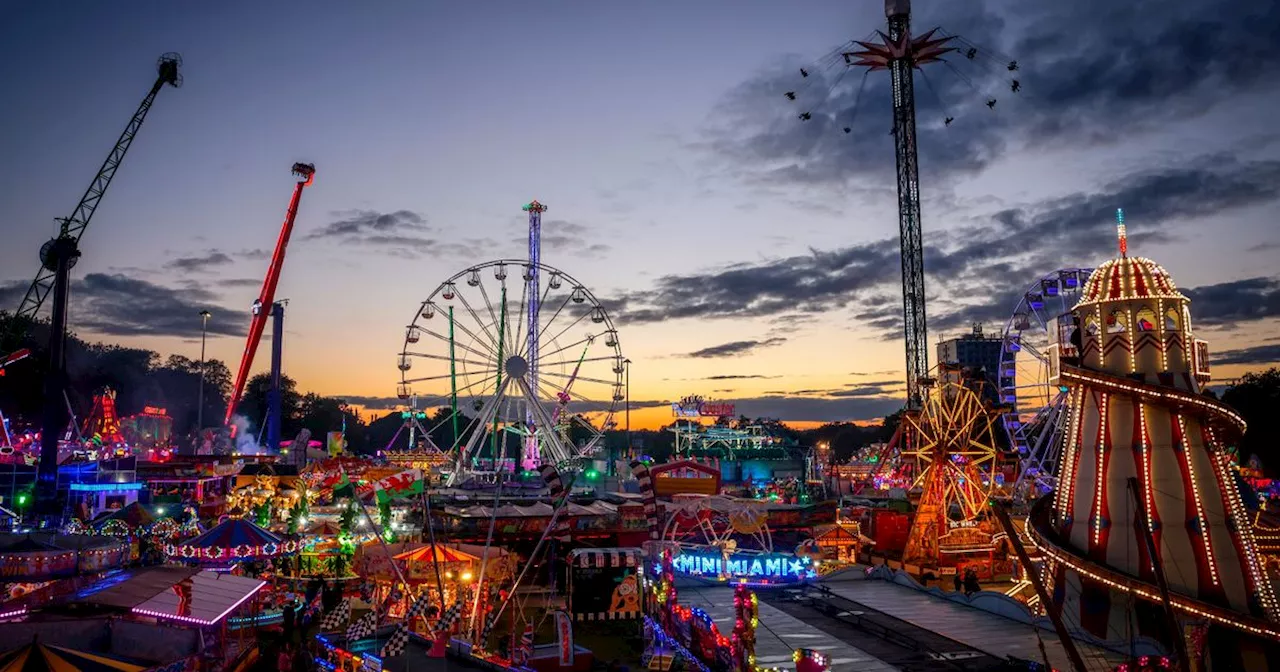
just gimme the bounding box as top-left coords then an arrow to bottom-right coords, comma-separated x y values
143,406 -> 168,416
671,551 -> 815,583
671,395 -> 736,418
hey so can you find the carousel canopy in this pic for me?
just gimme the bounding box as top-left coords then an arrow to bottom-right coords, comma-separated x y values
0,641 -> 146,672
164,517 -> 298,563
305,519 -> 343,536
185,518 -> 281,549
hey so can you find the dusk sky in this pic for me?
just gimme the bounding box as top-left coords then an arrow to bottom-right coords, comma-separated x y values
1,0 -> 1278,430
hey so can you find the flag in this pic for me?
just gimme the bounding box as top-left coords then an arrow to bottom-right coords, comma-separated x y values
332,469 -> 355,499
346,610 -> 378,641
373,469 -> 425,504
328,431 -> 345,457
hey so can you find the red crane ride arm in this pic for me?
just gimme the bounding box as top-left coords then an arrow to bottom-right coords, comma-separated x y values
224,163 -> 316,427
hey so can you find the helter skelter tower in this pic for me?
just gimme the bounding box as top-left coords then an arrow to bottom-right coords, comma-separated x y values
522,199 -> 547,470
845,0 -> 956,408
1027,214 -> 1280,663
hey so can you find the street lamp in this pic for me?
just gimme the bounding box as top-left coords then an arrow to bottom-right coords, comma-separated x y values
197,310 -> 211,433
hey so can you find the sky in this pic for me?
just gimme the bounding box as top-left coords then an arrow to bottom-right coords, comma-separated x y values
1,0 -> 1278,431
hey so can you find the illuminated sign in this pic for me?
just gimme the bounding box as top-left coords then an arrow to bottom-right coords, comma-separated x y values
671,395 -> 736,418
69,482 -> 144,492
142,406 -> 168,416
671,551 -> 814,582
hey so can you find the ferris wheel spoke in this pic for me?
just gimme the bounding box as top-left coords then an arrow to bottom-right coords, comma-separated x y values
510,272 -> 530,359
533,291 -> 574,348
453,286 -> 503,355
404,350 -> 493,369
536,334 -> 597,363
473,278 -> 505,351
418,326 -> 498,363
541,311 -> 592,354
406,369 -> 499,385
450,316 -> 504,361
538,369 -> 616,388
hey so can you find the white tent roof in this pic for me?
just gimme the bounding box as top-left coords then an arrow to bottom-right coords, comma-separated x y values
132,570 -> 265,625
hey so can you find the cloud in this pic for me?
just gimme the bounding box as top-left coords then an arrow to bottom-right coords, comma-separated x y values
343,395 -> 671,413
1182,277 -> 1280,326
306,209 -> 428,240
703,374 -> 781,380
217,278 -> 263,289
1211,344 -> 1280,367
613,155 -> 1280,335
72,273 -> 245,338
512,220 -> 611,255
302,209 -> 484,259
705,0 -> 1280,186
723,394 -> 902,423
166,251 -> 233,272
686,338 -> 786,358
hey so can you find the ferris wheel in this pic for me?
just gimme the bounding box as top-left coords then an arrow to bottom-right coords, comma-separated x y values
902,376 -> 1001,522
397,260 -> 625,483
997,267 -> 1092,494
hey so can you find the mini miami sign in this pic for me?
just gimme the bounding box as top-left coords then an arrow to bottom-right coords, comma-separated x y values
671,550 -> 815,584
671,395 -> 736,418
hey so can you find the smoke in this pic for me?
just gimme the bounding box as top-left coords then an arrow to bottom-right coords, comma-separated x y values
230,414 -> 264,455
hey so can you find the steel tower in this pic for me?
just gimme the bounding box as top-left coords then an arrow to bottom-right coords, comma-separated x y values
522,199 -> 547,470
845,0 -> 955,408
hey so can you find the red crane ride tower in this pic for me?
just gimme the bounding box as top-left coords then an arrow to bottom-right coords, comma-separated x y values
224,163 -> 316,430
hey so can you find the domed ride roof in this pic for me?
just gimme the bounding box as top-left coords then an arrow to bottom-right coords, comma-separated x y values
1076,255 -> 1186,309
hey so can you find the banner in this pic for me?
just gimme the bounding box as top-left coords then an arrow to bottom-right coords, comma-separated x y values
554,610 -> 574,666
327,431 -> 345,457
373,469 -> 425,504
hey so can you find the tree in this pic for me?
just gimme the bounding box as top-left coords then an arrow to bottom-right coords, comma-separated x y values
1222,368 -> 1280,477
236,372 -> 304,440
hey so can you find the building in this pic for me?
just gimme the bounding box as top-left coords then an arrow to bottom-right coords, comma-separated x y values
936,323 -> 1002,406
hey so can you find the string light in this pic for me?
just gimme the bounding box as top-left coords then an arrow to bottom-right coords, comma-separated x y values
133,579 -> 264,626
1026,501 -> 1280,640
1060,367 -> 1245,433
1092,391 -> 1109,547
1176,414 -> 1220,586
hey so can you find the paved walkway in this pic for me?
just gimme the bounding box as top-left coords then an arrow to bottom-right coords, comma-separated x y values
822,581 -> 1124,670
678,585 -> 899,672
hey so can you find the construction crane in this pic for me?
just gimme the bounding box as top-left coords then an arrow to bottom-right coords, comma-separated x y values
224,163 -> 316,429
8,53 -> 183,330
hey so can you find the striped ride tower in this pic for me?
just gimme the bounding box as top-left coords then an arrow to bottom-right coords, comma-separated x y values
1042,240 -> 1280,662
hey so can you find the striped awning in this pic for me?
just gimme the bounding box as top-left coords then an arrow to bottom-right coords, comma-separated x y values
0,641 -> 146,672
567,547 -> 643,568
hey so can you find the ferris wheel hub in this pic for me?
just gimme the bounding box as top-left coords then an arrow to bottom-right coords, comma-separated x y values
505,355 -> 529,379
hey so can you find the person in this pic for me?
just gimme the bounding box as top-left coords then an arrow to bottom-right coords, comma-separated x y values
277,644 -> 293,671
963,570 -> 980,596
953,573 -> 963,593
282,599 -> 296,641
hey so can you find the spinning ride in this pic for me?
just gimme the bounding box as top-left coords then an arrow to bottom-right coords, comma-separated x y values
397,260 -> 625,484
998,268 -> 1093,494
661,495 -> 773,554
900,370 -> 1002,566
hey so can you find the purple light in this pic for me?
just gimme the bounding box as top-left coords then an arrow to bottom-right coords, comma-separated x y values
132,579 -> 265,625
0,608 -> 27,620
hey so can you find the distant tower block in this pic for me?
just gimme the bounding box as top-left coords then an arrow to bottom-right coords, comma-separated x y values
1035,215 -> 1280,656
522,199 -> 547,471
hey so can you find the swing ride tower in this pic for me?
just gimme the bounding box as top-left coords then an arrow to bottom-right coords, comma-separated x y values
523,200 -> 547,470
845,0 -> 955,409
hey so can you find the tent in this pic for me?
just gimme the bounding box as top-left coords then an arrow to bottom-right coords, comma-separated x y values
0,640 -> 146,672
164,517 -> 298,564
